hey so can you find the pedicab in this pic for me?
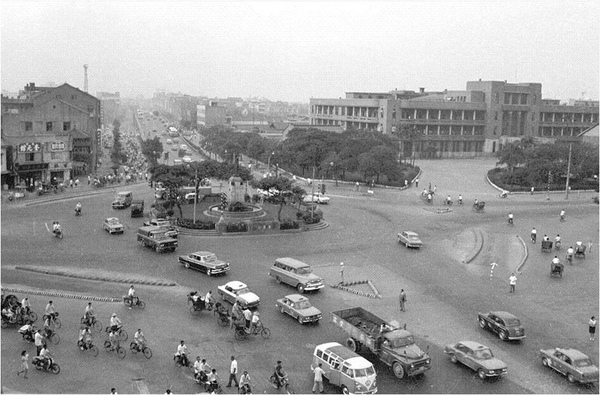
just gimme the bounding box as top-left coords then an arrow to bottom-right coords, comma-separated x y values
472,201 -> 485,213
550,261 -> 564,277
541,240 -> 553,252
574,242 -> 586,259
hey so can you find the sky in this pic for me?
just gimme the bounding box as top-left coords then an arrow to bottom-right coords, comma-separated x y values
1,1 -> 598,103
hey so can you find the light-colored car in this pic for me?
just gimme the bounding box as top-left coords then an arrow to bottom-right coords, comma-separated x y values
269,257 -> 324,293
217,281 -> 260,309
182,156 -> 192,163
478,311 -> 526,341
103,217 -> 124,234
143,218 -> 178,238
275,294 -> 322,324
540,347 -> 599,384
303,193 -> 330,204
444,341 -> 507,379
178,251 -> 230,276
397,231 -> 422,248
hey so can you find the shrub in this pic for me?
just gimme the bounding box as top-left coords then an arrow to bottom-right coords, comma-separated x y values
177,218 -> 216,230
280,219 -> 300,230
225,222 -> 248,233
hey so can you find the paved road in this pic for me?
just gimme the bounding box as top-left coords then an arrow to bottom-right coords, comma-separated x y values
2,150 -> 598,394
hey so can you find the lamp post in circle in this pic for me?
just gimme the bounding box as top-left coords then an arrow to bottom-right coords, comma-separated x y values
340,262 -> 345,284
267,151 -> 275,174
187,164 -> 199,223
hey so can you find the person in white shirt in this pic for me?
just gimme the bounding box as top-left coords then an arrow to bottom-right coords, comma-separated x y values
128,285 -> 137,307
552,256 -> 560,265
312,363 -> 325,393
39,344 -> 52,370
205,291 -> 213,310
243,308 -> 252,329
21,297 -> 31,315
226,355 -> 238,387
110,313 -> 122,333
239,371 -> 252,394
134,329 -> 146,350
250,312 -> 260,333
84,302 -> 95,325
176,340 -> 188,366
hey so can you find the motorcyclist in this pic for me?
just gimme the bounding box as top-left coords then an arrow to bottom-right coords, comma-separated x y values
39,344 -> 52,370
176,340 -> 188,366
272,361 -> 288,389
21,297 -> 31,316
75,202 -> 82,214
193,356 -> 204,380
554,234 -> 561,248
109,313 -> 122,333
552,256 -> 560,266
446,195 -> 452,205
508,212 -> 514,224
458,194 -> 463,205
134,328 -> 146,350
239,371 -> 252,394
530,228 -> 537,243
566,246 -> 574,262
207,368 -> 220,392
127,285 -> 138,306
19,323 -> 36,342
52,221 -> 62,235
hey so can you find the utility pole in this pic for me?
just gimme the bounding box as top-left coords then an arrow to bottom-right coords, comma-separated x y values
83,64 -> 89,92
311,166 -> 316,219
565,143 -> 572,200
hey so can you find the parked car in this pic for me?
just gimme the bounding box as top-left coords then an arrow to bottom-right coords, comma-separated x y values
540,347 -> 599,384
303,193 -> 330,204
269,257 -> 324,293
136,226 -> 178,253
217,281 -> 260,309
275,294 -> 321,324
444,341 -> 507,380
478,311 -> 526,341
103,217 -> 124,234
178,251 -> 230,276
112,191 -> 133,209
397,231 -> 422,248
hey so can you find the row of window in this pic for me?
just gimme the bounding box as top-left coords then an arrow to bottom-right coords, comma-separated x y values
19,151 -> 70,162
22,121 -> 72,132
412,140 -> 485,153
539,112 -> 597,123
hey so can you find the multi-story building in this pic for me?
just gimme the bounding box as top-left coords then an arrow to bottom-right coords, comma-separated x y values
1,83 -> 101,187
97,91 -> 121,126
310,80 -> 599,158
197,101 -> 230,128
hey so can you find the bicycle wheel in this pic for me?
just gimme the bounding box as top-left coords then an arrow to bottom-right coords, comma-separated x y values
92,321 -> 102,332
119,329 -> 128,341
90,345 -> 99,357
190,306 -> 201,315
116,346 -> 126,359
124,298 -> 133,308
143,347 -> 153,359
261,327 -> 271,339
49,332 -> 60,345
234,329 -> 246,341
103,340 -> 112,351
138,301 -> 145,309
129,343 -> 138,354
54,318 -> 61,329
218,315 -> 229,327
285,383 -> 294,394
28,312 -> 38,322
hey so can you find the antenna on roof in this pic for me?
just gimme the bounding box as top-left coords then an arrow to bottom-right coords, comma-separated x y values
83,64 -> 89,92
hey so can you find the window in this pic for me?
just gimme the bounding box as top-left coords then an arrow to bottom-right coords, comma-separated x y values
25,153 -> 35,162
51,152 -> 62,160
504,93 -> 510,104
520,94 -> 528,105
46,122 -> 53,131
63,121 -> 71,131
24,122 -> 32,131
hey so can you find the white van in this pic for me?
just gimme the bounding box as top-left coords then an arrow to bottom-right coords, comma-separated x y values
312,342 -> 377,394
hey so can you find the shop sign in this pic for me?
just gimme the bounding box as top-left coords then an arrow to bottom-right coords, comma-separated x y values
50,141 -> 66,151
18,142 -> 41,152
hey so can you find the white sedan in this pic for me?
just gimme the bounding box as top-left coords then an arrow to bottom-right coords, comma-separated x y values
217,281 -> 260,309
303,193 -> 330,204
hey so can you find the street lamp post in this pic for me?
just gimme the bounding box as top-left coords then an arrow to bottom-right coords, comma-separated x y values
330,161 -> 338,186
340,262 -> 345,284
187,164 -> 199,223
267,151 -> 275,174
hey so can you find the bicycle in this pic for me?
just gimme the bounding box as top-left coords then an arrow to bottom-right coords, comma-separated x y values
105,326 -> 128,341
42,328 -> 60,345
80,316 -> 102,332
43,312 -> 61,330
130,342 -> 153,359
78,339 -> 99,357
269,374 -> 294,394
103,340 -> 126,359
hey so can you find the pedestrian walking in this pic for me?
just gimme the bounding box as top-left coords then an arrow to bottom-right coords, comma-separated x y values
587,240 -> 593,254
311,363 -> 325,393
69,179 -> 74,188
34,329 -> 44,355
17,350 -> 29,378
75,178 -> 80,187
530,186 -> 534,195
433,185 -> 437,194
399,289 -> 406,311
415,178 -> 419,188
355,181 -> 359,191
509,273 -> 517,293
589,316 -> 597,341
404,179 -> 408,187
88,175 -> 91,185
226,355 -> 239,387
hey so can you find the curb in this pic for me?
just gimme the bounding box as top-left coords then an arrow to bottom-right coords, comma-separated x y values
14,266 -> 177,287
515,235 -> 528,274
1,286 -> 121,303
465,229 -> 485,264
329,279 -> 383,299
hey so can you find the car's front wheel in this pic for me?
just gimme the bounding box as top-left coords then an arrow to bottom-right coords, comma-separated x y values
542,357 -> 550,367
297,284 -> 305,293
450,354 -> 458,364
184,262 -> 190,269
499,330 -> 508,341
479,318 -> 487,329
478,369 -> 487,380
567,373 -> 575,383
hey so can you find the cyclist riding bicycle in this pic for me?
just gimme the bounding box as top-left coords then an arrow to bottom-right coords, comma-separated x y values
134,329 -> 146,350
508,212 -> 514,224
175,340 -> 188,366
109,313 -> 122,333
83,302 -> 95,325
128,285 -> 138,306
272,360 -> 288,389
79,326 -> 93,350
530,228 -> 537,243
21,297 -> 31,316
239,371 -> 252,394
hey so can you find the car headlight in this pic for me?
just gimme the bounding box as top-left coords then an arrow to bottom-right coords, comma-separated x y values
356,383 -> 365,390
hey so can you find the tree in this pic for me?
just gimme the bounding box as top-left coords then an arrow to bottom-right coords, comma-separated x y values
495,140 -> 527,174
140,137 -> 164,167
252,176 -> 304,222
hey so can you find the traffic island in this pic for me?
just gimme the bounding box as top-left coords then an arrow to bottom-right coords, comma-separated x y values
13,265 -> 177,286
330,279 -> 383,299
422,207 -> 453,214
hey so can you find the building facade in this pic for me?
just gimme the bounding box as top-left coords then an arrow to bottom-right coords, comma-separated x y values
310,81 -> 599,158
1,83 -> 101,187
197,101 -> 230,128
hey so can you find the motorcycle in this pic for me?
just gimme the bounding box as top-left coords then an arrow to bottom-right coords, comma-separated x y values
32,356 -> 61,374
53,228 -> 63,239
74,207 -> 82,216
173,353 -> 192,368
123,295 -> 145,309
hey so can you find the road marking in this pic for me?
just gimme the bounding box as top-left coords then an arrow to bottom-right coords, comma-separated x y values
132,378 -> 150,394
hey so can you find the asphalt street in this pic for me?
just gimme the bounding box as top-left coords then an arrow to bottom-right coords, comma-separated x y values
2,122 -> 598,394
